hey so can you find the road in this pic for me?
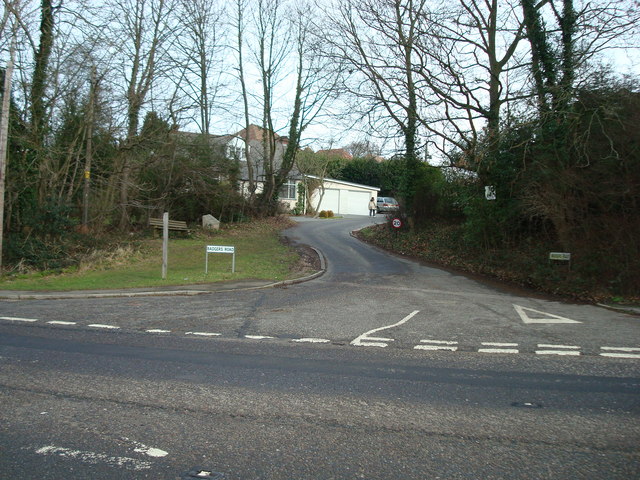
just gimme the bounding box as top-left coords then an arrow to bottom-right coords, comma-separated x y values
1,216 -> 638,479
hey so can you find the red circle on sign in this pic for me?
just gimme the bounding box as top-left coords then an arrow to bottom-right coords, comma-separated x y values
392,218 -> 402,229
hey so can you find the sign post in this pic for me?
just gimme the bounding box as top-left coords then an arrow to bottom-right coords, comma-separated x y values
162,212 -> 168,279
205,245 -> 236,274
391,217 -> 402,239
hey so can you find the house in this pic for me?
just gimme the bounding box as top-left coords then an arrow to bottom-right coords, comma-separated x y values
183,125 -> 381,215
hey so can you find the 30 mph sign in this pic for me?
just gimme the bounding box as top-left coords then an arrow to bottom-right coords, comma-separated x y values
391,218 -> 402,229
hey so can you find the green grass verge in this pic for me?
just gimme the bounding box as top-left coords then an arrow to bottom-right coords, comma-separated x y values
0,218 -> 303,291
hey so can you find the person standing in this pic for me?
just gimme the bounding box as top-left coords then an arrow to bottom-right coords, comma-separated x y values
368,197 -> 376,216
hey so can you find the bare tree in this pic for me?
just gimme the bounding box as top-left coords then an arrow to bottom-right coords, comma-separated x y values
233,0 -> 339,215
323,0 -> 430,214
107,0 -> 175,228
410,0 -> 529,170
232,0 -> 257,202
171,0 -> 226,134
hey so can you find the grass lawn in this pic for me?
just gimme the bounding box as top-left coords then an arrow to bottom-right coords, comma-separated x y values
0,218 -> 304,291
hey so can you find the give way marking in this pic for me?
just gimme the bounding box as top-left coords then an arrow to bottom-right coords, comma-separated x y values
514,304 -> 581,324
351,310 -> 420,347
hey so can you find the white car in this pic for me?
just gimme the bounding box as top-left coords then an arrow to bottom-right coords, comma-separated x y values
376,197 -> 399,213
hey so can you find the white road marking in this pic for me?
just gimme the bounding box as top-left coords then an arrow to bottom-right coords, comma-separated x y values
537,344 -> 580,349
245,335 -> 274,340
536,350 -> 581,356
514,304 -> 581,324
185,332 -> 221,337
0,316 -> 38,322
88,324 -> 120,329
414,339 -> 459,352
47,321 -> 76,326
419,339 -> 458,345
479,348 -> 519,354
600,352 -> 640,359
601,347 -> 640,352
414,344 -> 458,351
479,342 -> 519,354
351,310 -> 420,347
600,347 -> 640,359
146,329 -> 171,333
291,338 -> 331,343
35,445 -> 152,471
125,439 -> 168,458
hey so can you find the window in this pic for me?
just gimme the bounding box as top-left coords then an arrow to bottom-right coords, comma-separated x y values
279,180 -> 297,199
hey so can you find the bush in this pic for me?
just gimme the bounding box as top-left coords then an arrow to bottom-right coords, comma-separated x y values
319,210 -> 328,218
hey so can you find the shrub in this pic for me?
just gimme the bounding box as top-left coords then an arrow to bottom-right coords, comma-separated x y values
327,210 -> 334,218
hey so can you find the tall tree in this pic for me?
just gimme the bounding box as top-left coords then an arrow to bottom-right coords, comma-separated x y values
108,0 -> 174,228
172,0 -> 225,135
323,0 -> 429,217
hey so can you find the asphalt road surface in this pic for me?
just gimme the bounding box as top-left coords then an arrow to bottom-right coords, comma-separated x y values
1,216 -> 638,479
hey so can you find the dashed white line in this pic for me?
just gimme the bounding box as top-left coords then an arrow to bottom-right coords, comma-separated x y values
415,340 -> 459,352
538,344 -> 580,349
601,347 -> 640,352
600,347 -> 640,359
0,316 -> 38,322
88,324 -> 120,329
418,339 -> 458,345
146,329 -> 171,333
291,338 -> 331,343
535,343 -> 581,356
536,350 -> 580,355
46,321 -> 76,326
478,342 -> 519,354
185,332 -> 221,337
600,352 -> 640,359
245,335 -> 274,340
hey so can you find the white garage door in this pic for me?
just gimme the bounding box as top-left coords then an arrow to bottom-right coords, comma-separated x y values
345,191 -> 370,215
319,189 -> 340,213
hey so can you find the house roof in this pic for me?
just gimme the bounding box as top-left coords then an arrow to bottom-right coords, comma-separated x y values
316,148 -> 353,160
233,124 -> 288,144
306,175 -> 380,191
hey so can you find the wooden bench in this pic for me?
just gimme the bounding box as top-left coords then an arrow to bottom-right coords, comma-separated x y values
149,217 -> 189,234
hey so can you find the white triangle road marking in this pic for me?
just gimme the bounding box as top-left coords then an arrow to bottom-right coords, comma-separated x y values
513,304 -> 582,324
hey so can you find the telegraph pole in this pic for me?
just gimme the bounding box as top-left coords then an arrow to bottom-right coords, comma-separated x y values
0,35 -> 17,271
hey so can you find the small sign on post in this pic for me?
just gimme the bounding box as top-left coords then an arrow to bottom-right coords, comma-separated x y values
205,245 -> 236,274
549,252 -> 571,270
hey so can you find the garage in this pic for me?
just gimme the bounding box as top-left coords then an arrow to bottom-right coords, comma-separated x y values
310,178 -> 380,216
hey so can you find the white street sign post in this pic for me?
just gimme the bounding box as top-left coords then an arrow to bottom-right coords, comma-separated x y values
205,245 -> 236,273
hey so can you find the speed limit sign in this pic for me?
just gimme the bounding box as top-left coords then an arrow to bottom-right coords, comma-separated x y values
392,218 -> 402,229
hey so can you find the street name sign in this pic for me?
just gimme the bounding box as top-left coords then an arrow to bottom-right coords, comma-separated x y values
207,245 -> 235,254
549,252 -> 571,261
205,245 -> 236,273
